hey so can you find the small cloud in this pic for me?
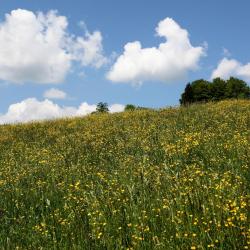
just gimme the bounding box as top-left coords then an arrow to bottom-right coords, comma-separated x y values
78,20 -> 87,30
202,41 -> 209,51
222,48 -> 231,57
43,88 -> 67,100
211,57 -> 250,81
71,31 -> 108,68
109,104 -> 125,113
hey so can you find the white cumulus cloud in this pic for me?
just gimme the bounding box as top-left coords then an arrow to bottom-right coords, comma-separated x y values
0,9 -> 106,84
72,30 -> 108,68
109,104 -> 126,113
211,58 -> 250,81
76,102 -> 97,116
107,17 -> 205,85
43,88 -> 67,99
0,98 -> 125,124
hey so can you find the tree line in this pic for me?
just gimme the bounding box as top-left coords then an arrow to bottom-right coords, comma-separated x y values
179,77 -> 250,105
95,77 -> 250,113
93,102 -> 150,113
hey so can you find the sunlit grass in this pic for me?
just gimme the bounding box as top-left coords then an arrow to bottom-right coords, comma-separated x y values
0,100 -> 249,249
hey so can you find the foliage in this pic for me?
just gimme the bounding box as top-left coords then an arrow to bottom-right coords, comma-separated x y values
125,104 -> 150,111
180,77 -> 250,105
96,102 -> 109,113
0,100 -> 249,249
125,104 -> 137,111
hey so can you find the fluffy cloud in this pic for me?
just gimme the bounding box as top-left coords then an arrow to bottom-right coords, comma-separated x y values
0,98 -> 125,124
43,88 -> 67,99
72,31 -> 107,68
0,9 -> 106,84
76,102 -> 97,116
107,17 -> 205,85
109,104 -> 126,113
211,58 -> 250,81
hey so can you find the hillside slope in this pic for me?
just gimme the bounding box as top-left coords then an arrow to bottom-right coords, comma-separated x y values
0,100 -> 249,249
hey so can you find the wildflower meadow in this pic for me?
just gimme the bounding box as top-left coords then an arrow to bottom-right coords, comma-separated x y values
0,100 -> 249,249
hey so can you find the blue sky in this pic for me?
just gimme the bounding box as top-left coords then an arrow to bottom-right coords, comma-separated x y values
0,0 -> 249,123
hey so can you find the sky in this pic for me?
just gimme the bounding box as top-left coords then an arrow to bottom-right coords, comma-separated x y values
0,0 -> 249,123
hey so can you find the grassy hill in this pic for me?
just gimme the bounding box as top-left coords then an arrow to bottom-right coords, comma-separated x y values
0,100 -> 249,249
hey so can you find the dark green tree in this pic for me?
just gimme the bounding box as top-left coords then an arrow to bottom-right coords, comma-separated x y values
180,77 -> 250,105
210,78 -> 227,100
225,77 -> 250,99
125,104 -> 136,111
180,83 -> 193,105
191,79 -> 211,102
96,102 -> 109,113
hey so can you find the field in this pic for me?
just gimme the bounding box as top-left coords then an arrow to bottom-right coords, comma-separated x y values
0,100 -> 249,249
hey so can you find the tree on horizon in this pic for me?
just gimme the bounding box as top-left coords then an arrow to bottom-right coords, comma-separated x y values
180,77 -> 250,105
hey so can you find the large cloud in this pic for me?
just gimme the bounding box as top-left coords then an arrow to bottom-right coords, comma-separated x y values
107,17 -> 205,85
0,98 -> 124,124
0,9 -> 106,84
211,58 -> 250,81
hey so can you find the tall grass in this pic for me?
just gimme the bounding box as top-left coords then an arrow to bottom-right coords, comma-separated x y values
0,100 -> 249,249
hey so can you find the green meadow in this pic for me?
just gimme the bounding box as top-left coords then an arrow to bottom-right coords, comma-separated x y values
0,100 -> 249,249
